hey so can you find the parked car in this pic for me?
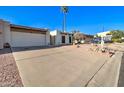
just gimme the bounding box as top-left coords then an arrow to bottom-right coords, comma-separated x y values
91,38 -> 101,44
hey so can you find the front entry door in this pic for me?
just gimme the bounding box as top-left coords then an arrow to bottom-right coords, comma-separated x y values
62,36 -> 65,43
69,36 -> 71,43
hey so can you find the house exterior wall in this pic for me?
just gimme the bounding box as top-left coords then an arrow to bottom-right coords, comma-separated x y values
50,30 -> 56,45
50,30 -> 73,45
45,31 -> 50,45
2,21 -> 11,45
0,20 -> 4,49
65,34 -> 69,44
0,33 -> 3,49
84,37 -> 92,43
97,31 -> 112,41
61,34 -> 69,44
50,30 -> 61,45
0,19 -> 50,48
68,34 -> 73,43
1,19 -> 73,49
97,31 -> 110,37
56,31 -> 62,45
0,20 -> 11,48
103,35 -> 112,41
61,33 -> 73,44
10,31 -> 46,47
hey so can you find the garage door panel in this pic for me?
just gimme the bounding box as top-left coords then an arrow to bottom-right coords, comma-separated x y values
11,32 -> 46,47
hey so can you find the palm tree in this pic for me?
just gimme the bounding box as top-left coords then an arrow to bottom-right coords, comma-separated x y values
61,6 -> 68,32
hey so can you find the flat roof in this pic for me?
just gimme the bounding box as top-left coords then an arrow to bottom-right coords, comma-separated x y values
60,32 -> 73,35
10,24 -> 48,32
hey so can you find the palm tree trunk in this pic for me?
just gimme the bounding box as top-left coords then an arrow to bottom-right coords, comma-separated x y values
63,13 -> 66,32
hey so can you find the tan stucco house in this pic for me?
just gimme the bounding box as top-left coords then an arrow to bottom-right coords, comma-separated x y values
0,19 -> 50,49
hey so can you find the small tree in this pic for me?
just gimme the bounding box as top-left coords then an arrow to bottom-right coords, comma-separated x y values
73,32 -> 82,41
110,30 -> 124,43
73,31 -> 86,44
94,34 -> 101,38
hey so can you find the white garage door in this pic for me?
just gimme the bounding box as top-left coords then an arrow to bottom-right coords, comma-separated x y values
11,32 -> 46,47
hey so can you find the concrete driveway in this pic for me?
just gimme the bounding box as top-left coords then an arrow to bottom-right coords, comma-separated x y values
12,45 -> 110,87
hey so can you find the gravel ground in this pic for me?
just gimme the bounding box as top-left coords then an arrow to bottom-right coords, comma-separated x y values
0,48 -> 23,87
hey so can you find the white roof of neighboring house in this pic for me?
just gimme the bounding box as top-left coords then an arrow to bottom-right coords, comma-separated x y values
97,31 -> 110,37
50,30 -> 59,36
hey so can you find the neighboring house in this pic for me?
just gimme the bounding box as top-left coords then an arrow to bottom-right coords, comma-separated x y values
0,22 -> 3,49
96,31 -> 112,42
0,19 -> 50,49
73,32 -> 93,44
84,34 -> 94,43
50,30 -> 73,46
97,31 -> 110,37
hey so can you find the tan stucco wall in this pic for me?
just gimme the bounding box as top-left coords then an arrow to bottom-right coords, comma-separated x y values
50,30 -> 72,45
0,20 -> 4,49
45,31 -> 50,45
0,34 -> 3,49
0,20 -> 11,49
0,19 -> 50,48
3,21 -> 11,45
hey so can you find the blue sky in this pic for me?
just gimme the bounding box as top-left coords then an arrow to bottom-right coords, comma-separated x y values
0,6 -> 124,35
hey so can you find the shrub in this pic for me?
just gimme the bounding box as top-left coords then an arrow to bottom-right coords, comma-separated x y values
112,38 -> 122,43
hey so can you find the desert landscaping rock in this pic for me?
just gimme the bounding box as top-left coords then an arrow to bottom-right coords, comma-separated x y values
0,48 -> 23,87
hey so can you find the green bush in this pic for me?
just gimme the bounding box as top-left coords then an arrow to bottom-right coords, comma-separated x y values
110,30 -> 124,43
112,38 -> 122,43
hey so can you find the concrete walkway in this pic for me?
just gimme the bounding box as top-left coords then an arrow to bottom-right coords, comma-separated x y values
12,45 -> 110,87
87,52 -> 123,87
118,53 -> 124,87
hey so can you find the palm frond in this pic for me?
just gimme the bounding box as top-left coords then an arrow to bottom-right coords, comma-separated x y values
61,6 -> 68,13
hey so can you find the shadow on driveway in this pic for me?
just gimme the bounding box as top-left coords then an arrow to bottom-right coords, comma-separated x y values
11,44 -> 73,53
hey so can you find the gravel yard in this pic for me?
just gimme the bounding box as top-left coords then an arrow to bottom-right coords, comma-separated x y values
0,48 -> 23,87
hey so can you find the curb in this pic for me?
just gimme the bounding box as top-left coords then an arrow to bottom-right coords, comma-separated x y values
86,52 -> 123,87
115,52 -> 123,87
